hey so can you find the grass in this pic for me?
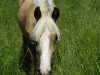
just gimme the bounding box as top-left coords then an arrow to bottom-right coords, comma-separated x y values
0,0 -> 100,75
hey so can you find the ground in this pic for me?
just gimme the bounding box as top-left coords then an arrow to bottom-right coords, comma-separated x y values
0,0 -> 100,75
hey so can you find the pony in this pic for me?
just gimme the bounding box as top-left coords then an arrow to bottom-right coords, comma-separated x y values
18,0 -> 60,75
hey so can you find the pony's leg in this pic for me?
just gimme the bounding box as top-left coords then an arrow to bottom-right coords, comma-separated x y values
19,36 -> 27,66
28,43 -> 38,75
19,36 -> 35,75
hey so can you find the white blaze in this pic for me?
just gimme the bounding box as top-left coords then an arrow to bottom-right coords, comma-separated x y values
39,26 -> 51,74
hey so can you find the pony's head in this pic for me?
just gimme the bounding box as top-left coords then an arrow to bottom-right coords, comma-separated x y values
30,0 -> 60,74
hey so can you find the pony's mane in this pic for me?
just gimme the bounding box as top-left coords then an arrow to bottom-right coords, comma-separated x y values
31,0 -> 60,42
30,16 -> 60,42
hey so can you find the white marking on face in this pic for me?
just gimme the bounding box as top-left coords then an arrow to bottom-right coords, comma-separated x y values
39,26 -> 51,74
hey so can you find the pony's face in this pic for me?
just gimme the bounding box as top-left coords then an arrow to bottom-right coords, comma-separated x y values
30,7 -> 60,75
36,27 -> 57,75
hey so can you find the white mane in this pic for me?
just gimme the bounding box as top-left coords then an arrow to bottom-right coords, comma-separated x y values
30,16 -> 60,42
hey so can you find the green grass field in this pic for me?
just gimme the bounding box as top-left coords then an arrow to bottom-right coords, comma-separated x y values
0,0 -> 100,75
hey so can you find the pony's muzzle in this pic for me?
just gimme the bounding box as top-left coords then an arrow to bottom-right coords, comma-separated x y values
37,69 -> 52,75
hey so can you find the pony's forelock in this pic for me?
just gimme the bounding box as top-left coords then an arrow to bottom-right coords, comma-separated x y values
30,16 -> 60,42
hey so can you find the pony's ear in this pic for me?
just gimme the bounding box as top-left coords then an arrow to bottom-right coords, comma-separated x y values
34,7 -> 41,21
52,7 -> 60,22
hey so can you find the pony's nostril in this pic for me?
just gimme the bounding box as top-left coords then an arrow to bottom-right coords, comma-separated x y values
37,69 -> 42,75
48,71 -> 52,75
38,69 -> 40,72
37,70 -> 51,75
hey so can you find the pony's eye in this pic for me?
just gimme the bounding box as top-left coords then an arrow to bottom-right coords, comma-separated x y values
52,7 -> 60,22
34,7 -> 41,21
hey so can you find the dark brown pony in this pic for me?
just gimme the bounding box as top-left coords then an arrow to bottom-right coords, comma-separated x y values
18,0 -> 60,75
